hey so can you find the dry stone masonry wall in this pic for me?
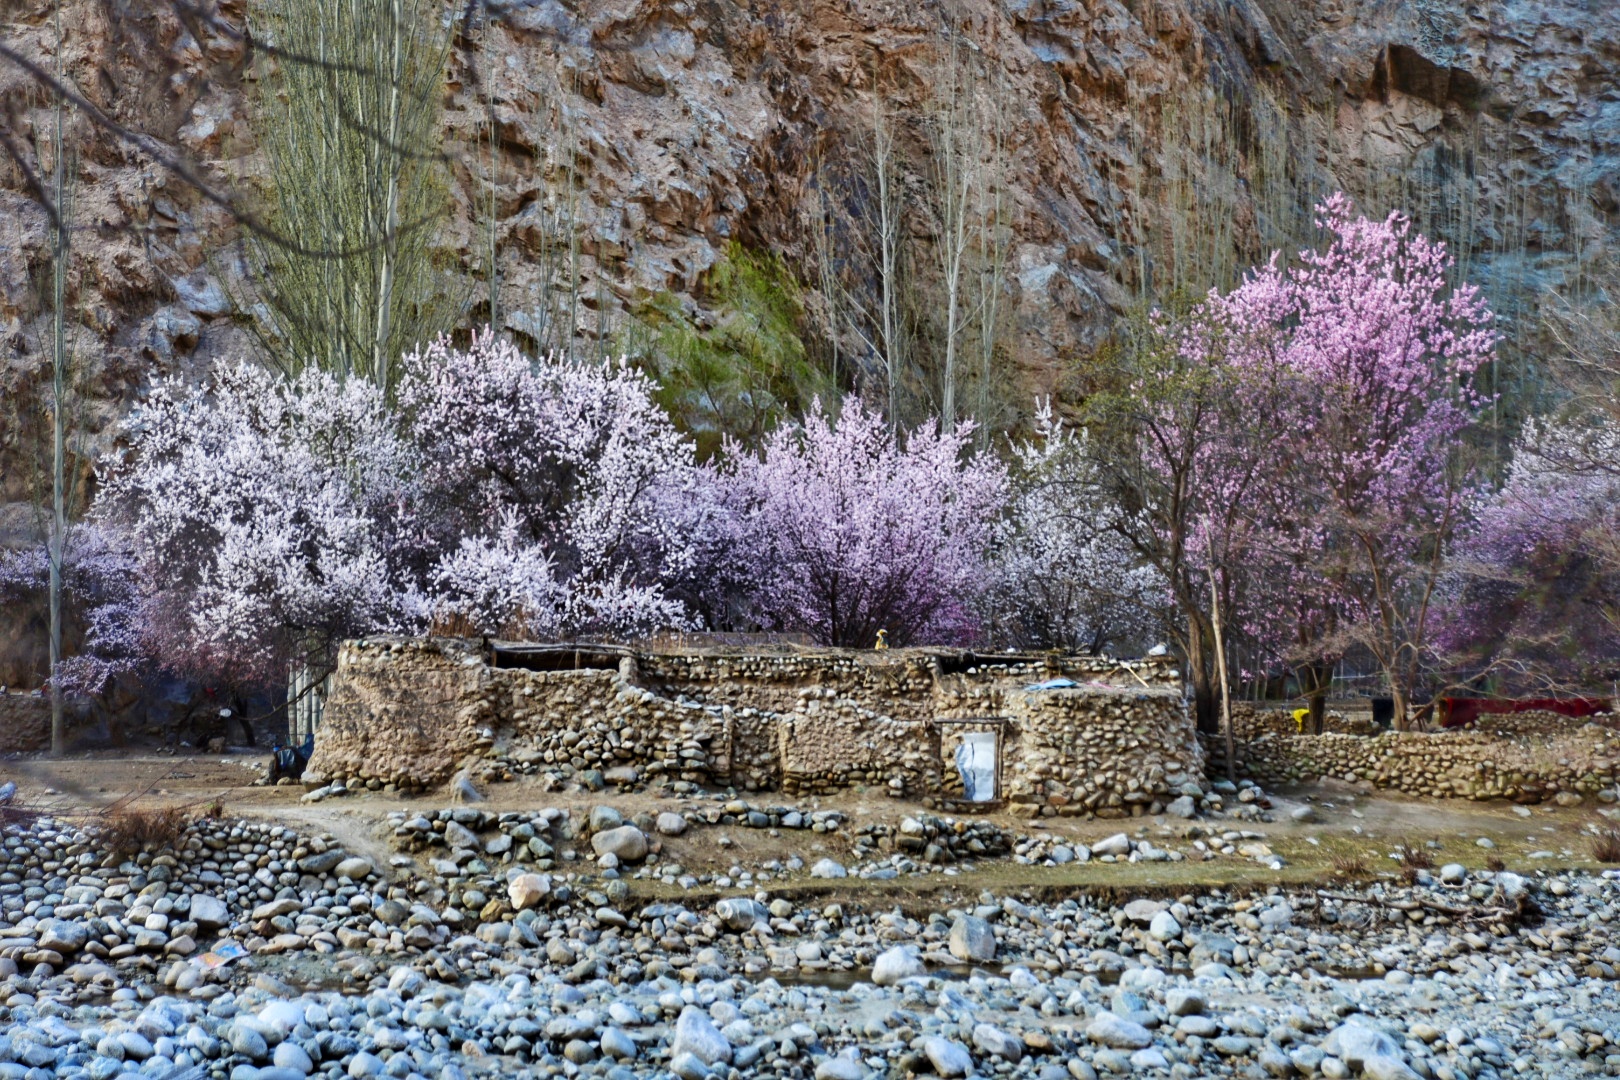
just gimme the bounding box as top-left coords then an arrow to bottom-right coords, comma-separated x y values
310,638 -> 1202,813
312,638 -> 494,791
999,687 -> 1202,815
1210,723 -> 1620,804
499,667 -> 727,789
1229,703 -> 1379,739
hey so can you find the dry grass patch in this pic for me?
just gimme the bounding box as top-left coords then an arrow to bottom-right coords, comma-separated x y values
1590,827 -> 1620,864
1330,853 -> 1370,879
97,805 -> 193,858
1394,838 -> 1436,884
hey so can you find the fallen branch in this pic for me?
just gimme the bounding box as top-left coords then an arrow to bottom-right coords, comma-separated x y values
1314,889 -> 1527,927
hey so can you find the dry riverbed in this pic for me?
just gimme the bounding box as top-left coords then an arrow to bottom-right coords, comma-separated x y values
1,752 -> 1618,1080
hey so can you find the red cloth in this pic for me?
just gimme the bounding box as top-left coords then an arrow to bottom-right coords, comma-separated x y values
1438,696 -> 1610,728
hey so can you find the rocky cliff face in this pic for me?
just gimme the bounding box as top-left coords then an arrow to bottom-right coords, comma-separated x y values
1,0 -> 1616,521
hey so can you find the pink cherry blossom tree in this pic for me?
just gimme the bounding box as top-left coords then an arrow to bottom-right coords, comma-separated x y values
398,331 -> 697,639
0,524 -> 142,698
1084,195 -> 1495,731
989,400 -> 1168,654
1444,417 -> 1620,688
1213,193 -> 1496,727
1081,301 -> 1296,733
714,398 -> 1006,647
95,363 -> 415,688
91,333 -> 711,689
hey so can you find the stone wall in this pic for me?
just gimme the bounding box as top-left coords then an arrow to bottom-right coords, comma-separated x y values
776,697 -> 939,797
311,638 -> 495,790
0,691 -> 50,753
1471,710 -> 1620,738
1211,724 -> 1620,803
1230,703 -> 1380,739
310,637 -> 1201,809
1000,687 -> 1203,815
498,665 -> 727,787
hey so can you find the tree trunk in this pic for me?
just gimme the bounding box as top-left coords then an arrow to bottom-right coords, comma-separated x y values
1207,564 -> 1235,783
47,1 -> 68,758
1391,683 -> 1410,732
1185,626 -> 1220,736
1300,660 -> 1333,735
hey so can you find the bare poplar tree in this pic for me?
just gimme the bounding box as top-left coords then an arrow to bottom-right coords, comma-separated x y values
968,67 -> 1011,449
870,92 -> 908,428
926,30 -> 981,426
44,0 -> 72,755
248,0 -> 457,395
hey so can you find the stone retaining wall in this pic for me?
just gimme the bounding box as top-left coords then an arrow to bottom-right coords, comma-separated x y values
1470,710 -> 1620,738
499,666 -> 727,787
1230,702 -> 1379,738
1002,687 -> 1202,813
1209,724 -> 1620,803
0,691 -> 50,753
310,637 -> 1201,810
776,698 -> 939,797
313,638 -> 494,789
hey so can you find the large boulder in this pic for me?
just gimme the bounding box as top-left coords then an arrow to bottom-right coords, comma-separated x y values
871,946 -> 926,986
37,919 -> 89,955
297,850 -> 346,875
589,805 -> 624,832
671,1006 -> 732,1066
972,1023 -> 1023,1062
335,856 -> 373,881
1324,1023 -> 1402,1070
188,894 -> 230,932
948,915 -> 996,963
922,1037 -> 973,1078
442,821 -> 479,851
1149,910 -> 1182,941
715,898 -> 769,932
508,873 -> 552,911
251,899 -> 302,921
591,825 -> 649,862
1087,1012 -> 1154,1050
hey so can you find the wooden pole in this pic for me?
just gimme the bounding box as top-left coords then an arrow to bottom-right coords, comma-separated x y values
1207,563 -> 1236,784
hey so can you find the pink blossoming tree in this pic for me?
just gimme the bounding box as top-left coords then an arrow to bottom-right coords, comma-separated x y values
93,333 -> 706,690
398,331 -> 697,639
96,363 -> 415,687
0,524 -> 142,698
1444,418 -> 1620,687
989,400 -> 1168,654
1086,194 -> 1495,731
713,398 -> 1007,647
1214,194 -> 1496,727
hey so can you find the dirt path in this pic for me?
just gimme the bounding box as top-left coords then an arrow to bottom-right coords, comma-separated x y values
2,749 -> 1608,887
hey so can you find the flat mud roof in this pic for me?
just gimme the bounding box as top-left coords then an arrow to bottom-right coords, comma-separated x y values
488,641 -> 632,671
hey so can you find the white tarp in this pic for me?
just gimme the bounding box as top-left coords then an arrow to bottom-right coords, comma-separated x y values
954,731 -> 997,802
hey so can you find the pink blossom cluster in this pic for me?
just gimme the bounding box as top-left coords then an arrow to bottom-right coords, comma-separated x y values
992,399 -> 1167,653
1441,418 -> 1620,681
96,363 -> 414,686
0,524 -> 141,696
84,334 -> 1013,687
1149,194 -> 1497,717
709,398 -> 1007,647
398,331 -> 697,638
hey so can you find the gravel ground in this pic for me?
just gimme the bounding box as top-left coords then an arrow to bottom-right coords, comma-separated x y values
1,800 -> 1618,1080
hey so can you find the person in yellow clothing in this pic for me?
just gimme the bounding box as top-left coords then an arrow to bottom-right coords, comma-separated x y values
874,629 -> 889,651
1292,707 -> 1310,733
